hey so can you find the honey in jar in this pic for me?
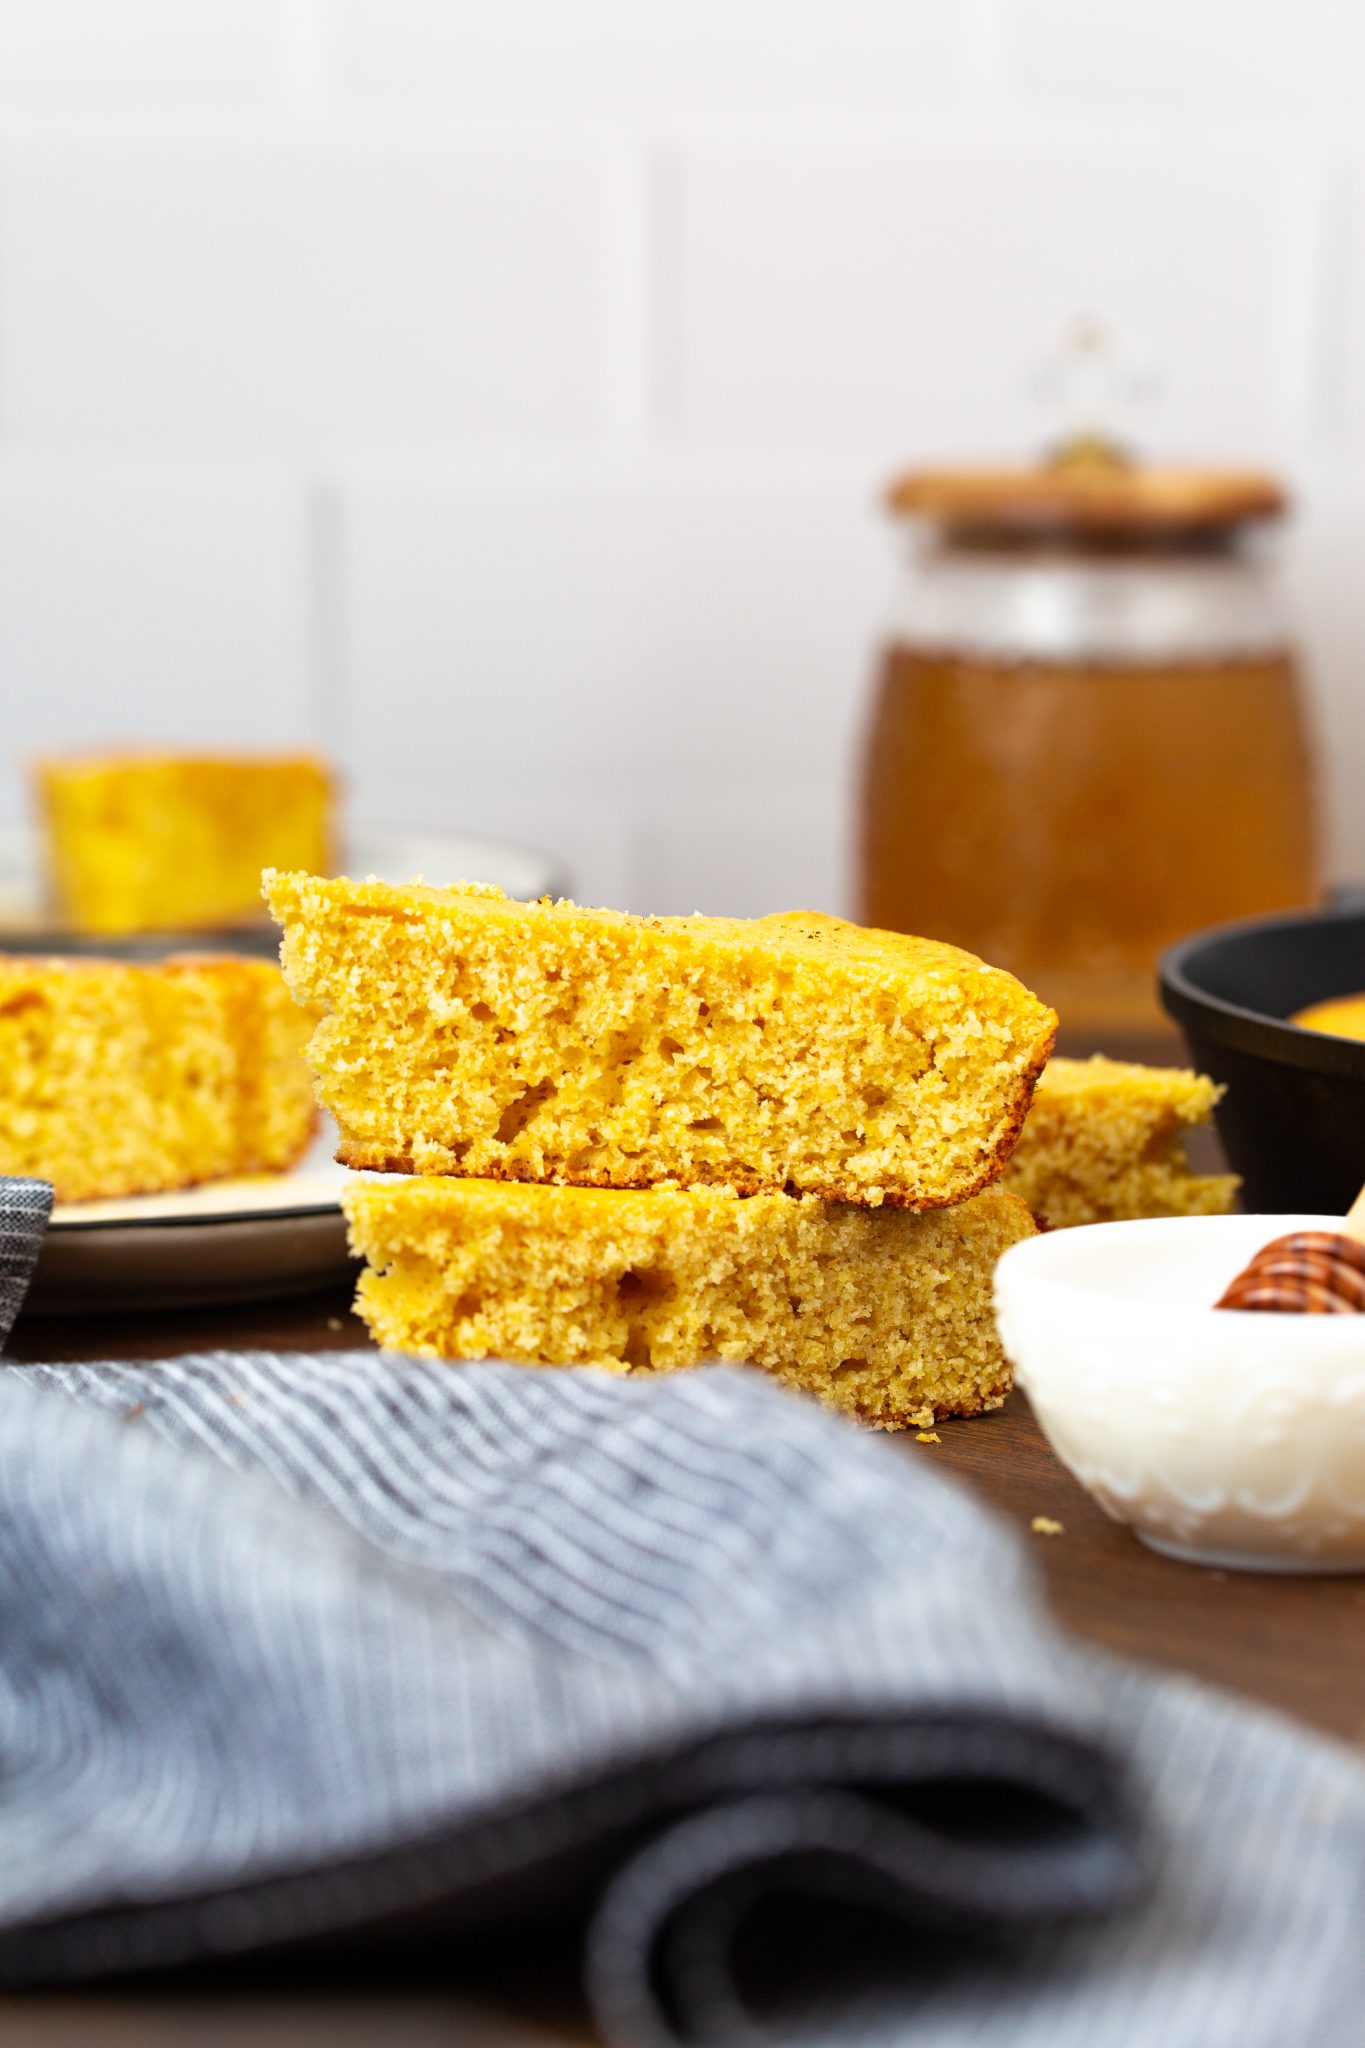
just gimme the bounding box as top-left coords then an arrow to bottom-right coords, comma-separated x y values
860,453 -> 1320,1035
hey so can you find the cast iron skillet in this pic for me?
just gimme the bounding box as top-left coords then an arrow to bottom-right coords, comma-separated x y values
1160,905 -> 1365,1215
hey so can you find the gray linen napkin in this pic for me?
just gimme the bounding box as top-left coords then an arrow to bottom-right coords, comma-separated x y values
0,1175 -> 51,1343
0,1178 -> 1361,2046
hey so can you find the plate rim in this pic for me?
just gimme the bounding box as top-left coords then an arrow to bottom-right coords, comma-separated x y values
49,1197 -> 346,1235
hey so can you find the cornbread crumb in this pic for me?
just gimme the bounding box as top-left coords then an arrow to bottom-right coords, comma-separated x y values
0,952 -> 315,1201
343,1177 -> 1036,1431
38,752 -> 334,934
268,873 -> 1056,1210
915,1430 -> 941,1444
1003,1055 -> 1238,1229
1031,1517 -> 1065,1536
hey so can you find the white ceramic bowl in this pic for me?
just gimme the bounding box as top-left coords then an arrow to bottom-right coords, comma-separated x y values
994,1215 -> 1365,1573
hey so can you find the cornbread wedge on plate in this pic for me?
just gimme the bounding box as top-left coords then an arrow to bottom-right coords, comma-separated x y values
38,751 -> 334,935
0,953 -> 315,1202
266,875 -> 1056,1210
343,1178 -> 1036,1430
1003,1055 -> 1238,1229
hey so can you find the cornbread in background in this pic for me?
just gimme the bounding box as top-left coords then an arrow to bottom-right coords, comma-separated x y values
1003,1055 -> 1239,1230
0,953 -> 315,1201
38,753 -> 334,935
267,874 -> 1056,1209
344,1178 -> 1036,1430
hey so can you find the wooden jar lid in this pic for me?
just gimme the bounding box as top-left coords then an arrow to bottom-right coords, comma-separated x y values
887,447 -> 1287,537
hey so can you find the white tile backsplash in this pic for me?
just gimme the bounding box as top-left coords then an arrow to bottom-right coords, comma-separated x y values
0,140 -> 614,447
0,0 -> 285,114
370,786 -> 639,917
1332,157 -> 1365,453
632,791 -> 848,920
1008,0 -> 1365,121
0,0 -> 1361,907
1289,476 -> 1365,883
338,474 -> 885,903
666,141 -> 1289,457
0,464 -> 312,821
321,0 -> 968,117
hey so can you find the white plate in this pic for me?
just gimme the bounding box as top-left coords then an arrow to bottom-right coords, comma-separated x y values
0,821 -> 569,944
27,1125 -> 366,1316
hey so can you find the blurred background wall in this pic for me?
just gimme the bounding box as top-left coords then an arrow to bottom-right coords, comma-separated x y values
0,0 -> 1362,913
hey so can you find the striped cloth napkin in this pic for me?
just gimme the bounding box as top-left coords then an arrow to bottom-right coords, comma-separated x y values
0,1175 -> 1360,2047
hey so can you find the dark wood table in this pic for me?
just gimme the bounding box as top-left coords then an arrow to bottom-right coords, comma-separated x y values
5,1270 -> 1364,2044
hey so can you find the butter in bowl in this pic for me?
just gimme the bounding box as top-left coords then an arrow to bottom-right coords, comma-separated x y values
995,1213 -> 1365,1574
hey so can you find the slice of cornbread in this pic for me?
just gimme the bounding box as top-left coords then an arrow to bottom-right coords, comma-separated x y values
37,751 -> 335,935
343,1177 -> 1036,1429
0,953 -> 316,1202
266,876 -> 1056,1210
1002,1055 -> 1239,1229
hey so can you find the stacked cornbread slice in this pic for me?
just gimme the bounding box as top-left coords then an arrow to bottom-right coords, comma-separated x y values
267,874 -> 1057,1427
343,1179 -> 1036,1430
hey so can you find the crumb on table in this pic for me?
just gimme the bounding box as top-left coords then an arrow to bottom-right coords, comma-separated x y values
1031,1515 -> 1065,1536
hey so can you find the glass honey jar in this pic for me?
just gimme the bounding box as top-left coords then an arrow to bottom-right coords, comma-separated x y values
859,448 -> 1321,1036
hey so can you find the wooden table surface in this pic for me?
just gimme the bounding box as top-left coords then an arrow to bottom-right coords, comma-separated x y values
6,1266 -> 1364,2043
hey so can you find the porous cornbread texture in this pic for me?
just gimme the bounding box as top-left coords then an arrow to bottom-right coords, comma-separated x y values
344,1178 -> 1036,1429
266,875 -> 1056,1209
1002,1055 -> 1238,1229
38,752 -> 334,934
0,953 -> 316,1201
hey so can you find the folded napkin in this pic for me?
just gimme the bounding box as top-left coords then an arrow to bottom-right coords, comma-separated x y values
0,1177 -> 1360,2047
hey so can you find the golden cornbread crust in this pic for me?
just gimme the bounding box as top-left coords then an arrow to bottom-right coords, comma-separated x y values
343,1178 -> 1035,1430
267,874 -> 1056,1210
1003,1054 -> 1239,1229
37,751 -> 334,936
0,950 -> 317,1202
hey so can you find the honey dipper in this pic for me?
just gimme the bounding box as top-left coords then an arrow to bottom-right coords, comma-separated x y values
1216,1185 -> 1365,1313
